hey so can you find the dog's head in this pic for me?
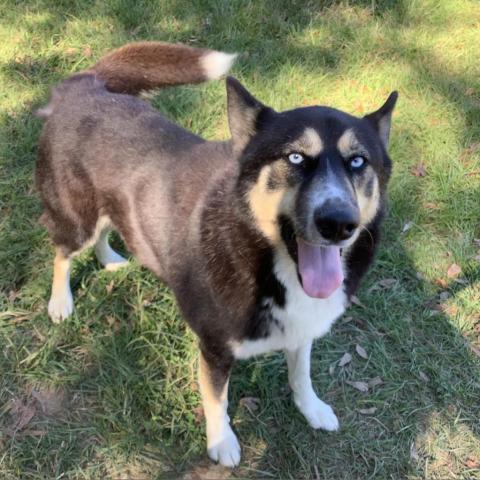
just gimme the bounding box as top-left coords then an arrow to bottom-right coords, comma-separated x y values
228,77 -> 397,299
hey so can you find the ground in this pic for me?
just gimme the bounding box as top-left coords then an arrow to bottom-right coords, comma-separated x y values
0,0 -> 479,479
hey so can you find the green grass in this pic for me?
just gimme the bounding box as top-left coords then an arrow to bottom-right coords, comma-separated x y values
1,0 -> 479,478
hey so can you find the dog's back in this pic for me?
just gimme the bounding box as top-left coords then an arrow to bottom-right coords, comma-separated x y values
36,42 -> 236,278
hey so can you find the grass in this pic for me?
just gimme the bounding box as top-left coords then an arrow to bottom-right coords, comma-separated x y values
0,0 -> 479,478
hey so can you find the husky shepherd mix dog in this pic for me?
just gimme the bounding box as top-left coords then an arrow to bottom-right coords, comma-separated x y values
36,42 -> 397,467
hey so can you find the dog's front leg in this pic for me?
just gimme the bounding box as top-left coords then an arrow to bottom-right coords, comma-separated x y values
198,350 -> 240,467
285,341 -> 339,431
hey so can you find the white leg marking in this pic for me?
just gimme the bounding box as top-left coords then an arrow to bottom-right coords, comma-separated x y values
95,230 -> 128,271
285,342 -> 339,431
199,354 -> 240,467
48,249 -> 74,323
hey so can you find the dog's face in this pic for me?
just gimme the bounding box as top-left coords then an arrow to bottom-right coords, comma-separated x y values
227,77 -> 397,298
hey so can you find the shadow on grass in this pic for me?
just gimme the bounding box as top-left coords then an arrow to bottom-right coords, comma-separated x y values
1,0 -> 479,478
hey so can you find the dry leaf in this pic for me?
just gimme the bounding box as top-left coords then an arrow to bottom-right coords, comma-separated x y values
106,280 -> 114,294
356,345 -> 368,359
239,396 -> 260,413
415,272 -> 425,280
357,407 -> 377,415
345,380 -> 369,392
446,263 -> 461,278
193,406 -> 204,424
350,295 -> 366,308
474,238 -> 480,247
434,277 -> 448,289
83,46 -> 93,58
378,278 -> 396,289
368,376 -> 384,387
339,352 -> 352,367
402,221 -> 413,233
342,316 -> 354,323
410,443 -> 420,461
424,202 -> 440,210
464,455 -> 480,469
329,363 -> 336,376
419,371 -> 430,382
465,87 -> 476,96
411,163 -> 426,177
7,399 -> 36,435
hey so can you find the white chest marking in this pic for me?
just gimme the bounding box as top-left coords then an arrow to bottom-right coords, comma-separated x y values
232,248 -> 347,359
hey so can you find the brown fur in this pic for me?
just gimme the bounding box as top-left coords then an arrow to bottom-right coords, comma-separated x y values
88,41 -> 212,94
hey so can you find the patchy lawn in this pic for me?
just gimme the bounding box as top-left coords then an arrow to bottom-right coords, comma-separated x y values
0,0 -> 479,478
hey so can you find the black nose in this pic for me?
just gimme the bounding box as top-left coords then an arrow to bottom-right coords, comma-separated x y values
314,206 -> 359,242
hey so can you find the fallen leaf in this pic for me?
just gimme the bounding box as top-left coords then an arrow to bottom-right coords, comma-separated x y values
83,46 -> 93,57
411,163 -> 426,177
345,380 -> 369,392
341,316 -> 354,323
447,263 -> 462,279
357,407 -> 377,415
350,295 -> 366,308
419,371 -> 430,382
31,388 -> 66,416
416,272 -> 425,280
339,352 -> 352,367
475,255 -> 480,263
239,397 -> 260,413
465,87 -> 475,96
378,278 -> 397,289
193,406 -> 204,424
7,399 -> 36,435
356,345 -> 368,359
329,363 -> 336,376
64,47 -> 77,57
410,443 -> 420,461
434,277 -> 448,288
106,280 -> 114,294
424,202 -> 440,210
474,239 -> 480,247
464,455 -> 480,469
402,221 -> 413,233
470,344 -> 480,358
368,376 -> 384,387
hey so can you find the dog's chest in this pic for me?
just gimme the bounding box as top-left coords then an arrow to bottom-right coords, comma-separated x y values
232,251 -> 347,359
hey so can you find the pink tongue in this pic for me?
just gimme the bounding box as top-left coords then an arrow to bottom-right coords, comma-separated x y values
297,239 -> 344,298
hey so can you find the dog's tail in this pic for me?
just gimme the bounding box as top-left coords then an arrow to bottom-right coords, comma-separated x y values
86,41 -> 236,95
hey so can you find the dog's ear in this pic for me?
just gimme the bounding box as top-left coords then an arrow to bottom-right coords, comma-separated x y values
364,91 -> 398,149
226,76 -> 274,153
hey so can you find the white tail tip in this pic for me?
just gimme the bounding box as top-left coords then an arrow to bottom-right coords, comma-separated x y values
201,51 -> 237,80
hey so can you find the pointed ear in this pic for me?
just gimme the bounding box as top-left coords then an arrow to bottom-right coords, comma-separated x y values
226,76 -> 274,152
364,91 -> 398,149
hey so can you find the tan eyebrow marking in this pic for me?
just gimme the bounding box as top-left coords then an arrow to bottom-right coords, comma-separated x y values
287,127 -> 323,157
337,128 -> 368,157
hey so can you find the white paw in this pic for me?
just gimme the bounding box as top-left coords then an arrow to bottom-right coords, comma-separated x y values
295,395 -> 340,431
48,290 -> 74,323
207,426 -> 241,467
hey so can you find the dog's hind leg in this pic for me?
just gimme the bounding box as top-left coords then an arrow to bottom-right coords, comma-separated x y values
95,229 -> 128,271
285,341 -> 339,431
198,351 -> 240,467
48,248 -> 74,323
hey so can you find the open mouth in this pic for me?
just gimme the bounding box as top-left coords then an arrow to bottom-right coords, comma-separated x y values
296,238 -> 344,299
278,215 -> 345,299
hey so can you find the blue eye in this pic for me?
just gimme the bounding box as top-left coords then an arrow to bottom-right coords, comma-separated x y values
350,156 -> 366,169
288,152 -> 304,164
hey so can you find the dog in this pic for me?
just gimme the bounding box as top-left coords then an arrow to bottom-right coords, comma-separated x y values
36,41 -> 397,467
